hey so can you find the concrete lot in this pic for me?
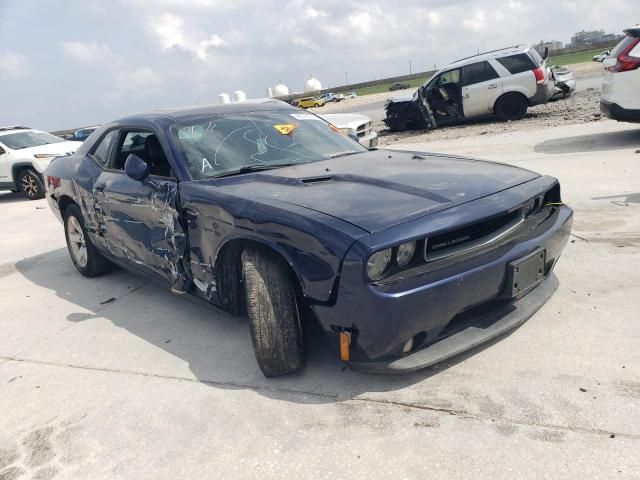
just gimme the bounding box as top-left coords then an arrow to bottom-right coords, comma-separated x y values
1,120 -> 639,479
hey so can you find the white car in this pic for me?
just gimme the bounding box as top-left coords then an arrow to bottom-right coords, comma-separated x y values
593,50 -> 611,62
0,127 -> 81,199
601,26 -> 640,123
320,113 -> 378,148
385,44 -> 555,131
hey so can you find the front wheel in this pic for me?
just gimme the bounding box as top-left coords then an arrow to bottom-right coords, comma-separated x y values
495,93 -> 528,121
19,169 -> 45,200
242,247 -> 304,377
63,204 -> 113,277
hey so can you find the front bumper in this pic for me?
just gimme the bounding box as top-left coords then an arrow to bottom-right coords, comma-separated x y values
359,131 -> 378,148
312,194 -> 573,373
600,100 -> 640,123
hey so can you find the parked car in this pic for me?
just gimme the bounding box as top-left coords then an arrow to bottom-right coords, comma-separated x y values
0,126 -> 81,199
319,92 -> 344,103
385,45 -> 554,131
44,100 -> 572,377
72,126 -> 100,142
297,97 -> 324,109
346,91 -> 358,98
550,66 -> 576,99
601,25 -> 640,123
319,113 -> 378,148
389,82 -> 410,91
592,50 -> 611,62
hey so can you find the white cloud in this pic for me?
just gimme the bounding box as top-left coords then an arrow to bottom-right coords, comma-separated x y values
61,41 -> 119,66
463,10 -> 486,31
303,7 -> 327,19
151,13 -> 227,60
0,51 -> 31,79
349,11 -> 373,35
61,40 -> 162,102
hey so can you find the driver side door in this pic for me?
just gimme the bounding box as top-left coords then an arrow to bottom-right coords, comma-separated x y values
95,128 -> 188,291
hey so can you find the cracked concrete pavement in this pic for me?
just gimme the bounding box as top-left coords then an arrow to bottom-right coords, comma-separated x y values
0,120 -> 639,479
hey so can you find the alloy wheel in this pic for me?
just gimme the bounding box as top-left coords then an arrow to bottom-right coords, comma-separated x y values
21,173 -> 39,198
67,215 -> 88,268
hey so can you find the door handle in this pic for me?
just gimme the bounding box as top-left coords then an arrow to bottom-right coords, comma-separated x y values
488,84 -> 498,89
94,181 -> 106,192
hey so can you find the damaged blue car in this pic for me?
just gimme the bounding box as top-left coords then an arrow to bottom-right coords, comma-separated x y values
44,100 -> 573,377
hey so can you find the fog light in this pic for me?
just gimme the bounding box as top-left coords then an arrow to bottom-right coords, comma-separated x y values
402,337 -> 414,354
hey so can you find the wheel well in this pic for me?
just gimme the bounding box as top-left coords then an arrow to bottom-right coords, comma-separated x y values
215,239 -> 314,324
11,164 -> 35,188
57,195 -> 76,216
494,91 -> 529,111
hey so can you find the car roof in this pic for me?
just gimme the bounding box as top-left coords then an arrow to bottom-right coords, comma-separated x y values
0,127 -> 38,137
114,99 -> 296,125
448,45 -> 530,67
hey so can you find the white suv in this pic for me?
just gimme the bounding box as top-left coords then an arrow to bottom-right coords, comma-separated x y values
601,26 -> 640,123
0,127 -> 81,199
385,45 -> 554,131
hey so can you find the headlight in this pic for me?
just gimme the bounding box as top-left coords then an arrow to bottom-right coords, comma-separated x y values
367,248 -> 392,281
396,241 -> 416,268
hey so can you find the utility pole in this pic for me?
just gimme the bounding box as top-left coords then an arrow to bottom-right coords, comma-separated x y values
345,72 -> 349,86
409,60 -> 412,74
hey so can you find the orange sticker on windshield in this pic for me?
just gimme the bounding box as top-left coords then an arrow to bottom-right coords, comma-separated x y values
273,124 -> 297,135
329,123 -> 342,133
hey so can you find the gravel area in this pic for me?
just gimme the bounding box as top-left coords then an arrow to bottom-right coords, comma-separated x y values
379,88 -> 603,146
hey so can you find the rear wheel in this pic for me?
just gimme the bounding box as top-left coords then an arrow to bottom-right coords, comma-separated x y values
495,93 -> 528,121
63,204 -> 112,277
18,169 -> 45,200
242,247 -> 303,377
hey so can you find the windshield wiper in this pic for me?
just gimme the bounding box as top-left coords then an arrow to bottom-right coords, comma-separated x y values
212,162 -> 299,179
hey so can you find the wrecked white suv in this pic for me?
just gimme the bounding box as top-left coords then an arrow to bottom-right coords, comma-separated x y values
385,45 -> 554,131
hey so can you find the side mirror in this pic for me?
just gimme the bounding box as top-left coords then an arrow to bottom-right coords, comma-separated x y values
543,46 -> 550,60
124,153 -> 150,181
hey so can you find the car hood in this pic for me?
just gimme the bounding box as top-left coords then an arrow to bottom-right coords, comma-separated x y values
203,150 -> 539,233
13,141 -> 82,157
320,113 -> 370,129
387,93 -> 415,104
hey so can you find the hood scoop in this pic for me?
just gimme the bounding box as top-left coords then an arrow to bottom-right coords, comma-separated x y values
301,176 -> 335,185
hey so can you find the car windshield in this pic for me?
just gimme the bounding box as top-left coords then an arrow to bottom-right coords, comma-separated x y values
172,110 -> 367,179
0,131 -> 64,150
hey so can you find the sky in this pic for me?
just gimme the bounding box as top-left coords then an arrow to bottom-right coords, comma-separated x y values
0,0 -> 636,130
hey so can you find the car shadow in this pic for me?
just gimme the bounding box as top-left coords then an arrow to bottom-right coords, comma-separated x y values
0,191 -> 31,204
591,192 -> 640,206
534,128 -> 640,154
15,247 -> 519,405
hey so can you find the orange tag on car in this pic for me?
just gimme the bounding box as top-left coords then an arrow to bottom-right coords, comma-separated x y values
273,124 -> 297,135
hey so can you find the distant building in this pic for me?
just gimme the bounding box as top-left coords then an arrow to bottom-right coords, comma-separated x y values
570,29 -> 624,47
534,40 -> 563,55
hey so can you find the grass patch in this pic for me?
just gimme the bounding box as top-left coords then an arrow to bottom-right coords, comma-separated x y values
353,77 -> 428,97
548,48 -> 610,66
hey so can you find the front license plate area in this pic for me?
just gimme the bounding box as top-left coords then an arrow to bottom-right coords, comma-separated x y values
508,249 -> 546,298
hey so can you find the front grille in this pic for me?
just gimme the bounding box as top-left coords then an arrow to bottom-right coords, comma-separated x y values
426,209 -> 522,257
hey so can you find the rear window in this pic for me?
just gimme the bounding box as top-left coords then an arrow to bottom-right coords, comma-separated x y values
462,61 -> 499,85
497,53 -> 536,74
611,35 -> 639,57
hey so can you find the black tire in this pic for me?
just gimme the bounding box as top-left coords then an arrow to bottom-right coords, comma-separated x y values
63,204 -> 113,277
495,93 -> 528,121
241,247 -> 303,377
18,169 -> 45,200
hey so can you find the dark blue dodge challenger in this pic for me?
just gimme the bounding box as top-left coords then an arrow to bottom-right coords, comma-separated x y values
44,100 -> 573,377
